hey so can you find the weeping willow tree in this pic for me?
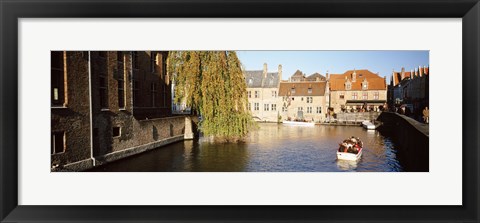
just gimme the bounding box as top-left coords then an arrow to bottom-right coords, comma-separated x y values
168,51 -> 255,142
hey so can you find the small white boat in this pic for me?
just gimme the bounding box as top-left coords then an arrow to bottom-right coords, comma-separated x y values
337,147 -> 363,161
362,121 -> 377,130
282,121 -> 315,126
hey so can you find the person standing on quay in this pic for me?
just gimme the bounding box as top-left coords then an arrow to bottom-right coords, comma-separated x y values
423,107 -> 429,124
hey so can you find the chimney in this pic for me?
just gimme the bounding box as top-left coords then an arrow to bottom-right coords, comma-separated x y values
352,69 -> 357,82
326,70 -> 329,80
424,65 -> 428,75
263,63 -> 268,78
391,69 -> 395,86
401,67 -> 405,80
278,64 -> 282,78
419,65 -> 423,77
415,68 -> 419,77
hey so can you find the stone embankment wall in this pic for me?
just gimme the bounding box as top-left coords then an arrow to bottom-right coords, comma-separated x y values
336,112 -> 381,123
59,116 -> 194,171
377,112 -> 429,171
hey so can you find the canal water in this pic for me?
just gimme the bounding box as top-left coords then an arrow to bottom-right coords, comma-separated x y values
91,123 -> 404,172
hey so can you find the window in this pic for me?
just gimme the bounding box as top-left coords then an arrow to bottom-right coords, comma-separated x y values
112,127 -> 121,137
255,91 -> 259,98
291,88 -> 296,94
362,92 -> 368,100
132,51 -> 139,69
151,83 -> 157,107
81,51 -> 89,60
298,107 -> 303,111
99,74 -> 108,109
282,106 -> 287,112
272,104 -> 277,111
248,91 -> 251,98
346,83 -> 351,90
98,51 -> 107,58
272,91 -> 277,97
51,131 -> 65,154
264,104 -> 269,111
118,70 -> 125,109
51,51 -> 65,106
163,78 -> 167,107
301,97 -> 304,101
307,107 -> 312,113
352,92 -> 358,100
151,52 -> 157,73
133,81 -> 139,107
254,103 -> 259,111
117,51 -> 123,62
316,107 -> 322,114
339,93 -> 345,99
374,92 -> 379,100
308,88 -> 312,94
248,78 -> 253,85
247,103 -> 251,111
306,97 -> 313,103
362,81 -> 368,90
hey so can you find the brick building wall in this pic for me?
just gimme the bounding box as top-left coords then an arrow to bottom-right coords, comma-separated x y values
51,51 -> 190,171
51,51 -> 91,167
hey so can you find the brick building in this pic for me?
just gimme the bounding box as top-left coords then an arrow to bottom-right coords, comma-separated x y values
51,51 -> 191,171
328,69 -> 387,113
244,63 -> 281,122
388,66 -> 429,117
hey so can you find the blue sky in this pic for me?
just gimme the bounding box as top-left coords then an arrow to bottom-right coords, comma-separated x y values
236,51 -> 429,83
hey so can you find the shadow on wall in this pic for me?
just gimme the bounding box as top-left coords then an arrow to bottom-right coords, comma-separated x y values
153,125 -> 159,141
377,112 -> 429,172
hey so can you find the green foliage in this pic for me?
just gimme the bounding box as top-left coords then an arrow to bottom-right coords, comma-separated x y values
168,51 -> 255,142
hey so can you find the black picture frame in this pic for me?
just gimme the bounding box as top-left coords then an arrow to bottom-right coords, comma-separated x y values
1,0 -> 479,222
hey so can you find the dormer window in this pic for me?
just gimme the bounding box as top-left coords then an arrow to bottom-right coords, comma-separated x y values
345,83 -> 351,90
308,88 -> 312,94
248,78 -> 253,85
291,88 -> 295,94
362,79 -> 368,90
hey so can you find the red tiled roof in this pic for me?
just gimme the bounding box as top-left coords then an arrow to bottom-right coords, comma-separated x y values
329,69 -> 386,91
392,66 -> 429,86
279,82 -> 326,96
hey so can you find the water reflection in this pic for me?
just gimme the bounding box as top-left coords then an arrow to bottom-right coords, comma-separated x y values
91,123 -> 404,172
336,160 -> 358,171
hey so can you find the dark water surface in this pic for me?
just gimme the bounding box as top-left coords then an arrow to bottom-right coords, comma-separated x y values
91,123 -> 403,172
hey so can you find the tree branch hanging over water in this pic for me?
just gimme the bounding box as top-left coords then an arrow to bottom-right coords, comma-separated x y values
168,51 -> 255,142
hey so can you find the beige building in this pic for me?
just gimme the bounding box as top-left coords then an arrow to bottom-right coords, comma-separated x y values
244,63 -> 281,122
278,82 -> 327,122
328,69 -> 387,112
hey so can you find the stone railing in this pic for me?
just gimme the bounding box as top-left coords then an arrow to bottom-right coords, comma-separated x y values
335,111 -> 381,124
